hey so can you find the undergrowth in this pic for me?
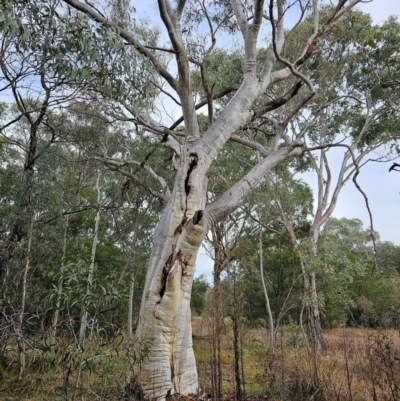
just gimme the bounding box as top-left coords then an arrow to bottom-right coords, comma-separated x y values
1,323 -> 400,400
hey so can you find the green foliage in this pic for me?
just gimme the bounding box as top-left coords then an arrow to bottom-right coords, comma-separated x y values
191,275 -> 209,316
319,218 -> 400,328
0,0 -> 157,110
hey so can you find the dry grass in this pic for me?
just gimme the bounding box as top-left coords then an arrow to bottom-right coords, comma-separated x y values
1,322 -> 400,400
193,323 -> 400,401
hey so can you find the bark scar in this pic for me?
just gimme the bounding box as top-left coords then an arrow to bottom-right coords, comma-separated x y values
184,153 -> 198,196
158,245 -> 176,301
174,153 -> 199,235
192,209 -> 203,225
170,359 -> 175,391
158,249 -> 189,302
174,216 -> 188,235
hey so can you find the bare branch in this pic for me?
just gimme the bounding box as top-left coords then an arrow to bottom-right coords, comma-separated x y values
253,82 -> 302,120
150,80 -> 181,106
158,0 -> 200,142
252,0 -> 265,34
230,136 -> 270,157
176,0 -> 187,18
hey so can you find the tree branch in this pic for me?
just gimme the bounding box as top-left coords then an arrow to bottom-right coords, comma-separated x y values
206,142 -> 303,223
253,82 -> 302,120
95,156 -> 171,200
61,0 -> 178,91
169,84 -> 240,130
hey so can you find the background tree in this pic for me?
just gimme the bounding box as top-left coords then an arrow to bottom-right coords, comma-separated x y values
270,10 -> 400,349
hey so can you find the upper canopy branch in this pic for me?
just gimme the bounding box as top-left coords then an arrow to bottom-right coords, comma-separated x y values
61,0 -> 178,91
169,84 -> 241,130
270,0 -> 362,84
157,0 -> 200,143
231,0 -> 248,36
253,82 -> 302,120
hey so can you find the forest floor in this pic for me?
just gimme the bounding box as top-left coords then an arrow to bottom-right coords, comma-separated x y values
1,318 -> 400,400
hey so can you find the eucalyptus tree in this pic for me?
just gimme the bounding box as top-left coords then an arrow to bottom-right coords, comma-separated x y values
320,217 -> 400,327
45,0 -> 366,398
235,169 -> 312,354
0,2 -> 88,286
0,0 -> 155,293
270,11 -> 400,349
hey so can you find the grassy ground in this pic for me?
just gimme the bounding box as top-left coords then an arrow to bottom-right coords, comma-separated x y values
193,317 -> 400,401
1,319 -> 400,400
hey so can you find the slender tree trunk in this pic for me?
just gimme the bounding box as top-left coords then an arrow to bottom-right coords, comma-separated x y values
17,209 -> 35,381
276,204 -> 326,351
0,169 -> 35,292
79,173 -> 102,347
127,220 -> 139,345
259,228 -> 275,363
230,264 -> 243,401
211,262 -> 223,401
79,207 -> 100,346
50,215 -> 69,350
305,228 -> 326,351
127,270 -> 135,342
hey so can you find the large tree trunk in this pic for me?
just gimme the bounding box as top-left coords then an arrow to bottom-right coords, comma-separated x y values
133,152 -> 209,399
